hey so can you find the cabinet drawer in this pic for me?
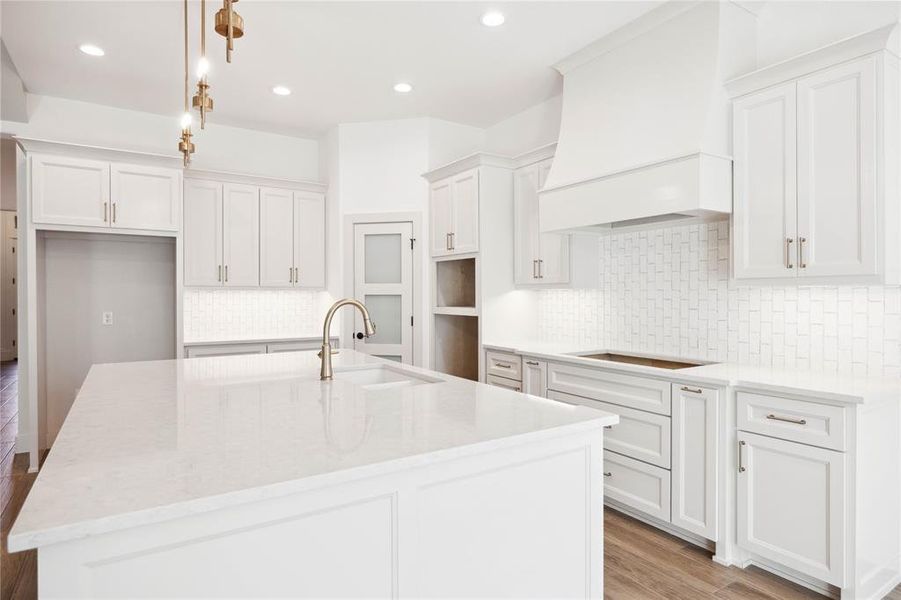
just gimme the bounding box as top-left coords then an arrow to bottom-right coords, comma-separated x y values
549,391 -> 670,468
486,350 -> 522,381
737,391 -> 846,451
603,450 -> 671,522
486,374 -> 521,392
547,362 -> 671,415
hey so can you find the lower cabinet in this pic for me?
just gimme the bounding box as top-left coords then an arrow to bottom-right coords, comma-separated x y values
486,374 -> 521,392
521,358 -> 547,397
737,430 -> 845,586
602,450 -> 671,522
671,384 -> 718,540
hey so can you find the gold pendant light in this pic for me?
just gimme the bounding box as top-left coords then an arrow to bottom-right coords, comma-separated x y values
178,0 -> 195,166
192,0 -> 213,128
214,0 -> 244,63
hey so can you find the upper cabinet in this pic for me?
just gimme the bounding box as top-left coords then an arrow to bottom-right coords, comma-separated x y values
32,154 -> 180,232
429,168 -> 479,257
185,177 -> 327,289
730,46 -> 897,283
514,157 -> 570,285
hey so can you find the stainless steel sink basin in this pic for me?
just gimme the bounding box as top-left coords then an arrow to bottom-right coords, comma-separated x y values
567,352 -> 706,370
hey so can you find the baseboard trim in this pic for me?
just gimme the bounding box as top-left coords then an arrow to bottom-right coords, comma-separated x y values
738,555 -> 838,599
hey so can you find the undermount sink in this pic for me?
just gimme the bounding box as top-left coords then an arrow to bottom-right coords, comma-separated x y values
566,352 -> 707,370
333,365 -> 443,388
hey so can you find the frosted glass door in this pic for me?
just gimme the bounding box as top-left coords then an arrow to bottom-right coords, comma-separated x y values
353,222 -> 414,364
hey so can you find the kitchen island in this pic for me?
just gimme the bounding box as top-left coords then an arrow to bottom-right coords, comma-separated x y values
9,349 -> 617,599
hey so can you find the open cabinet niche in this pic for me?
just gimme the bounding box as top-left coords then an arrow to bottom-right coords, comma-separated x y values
434,314 -> 479,381
435,258 -> 476,308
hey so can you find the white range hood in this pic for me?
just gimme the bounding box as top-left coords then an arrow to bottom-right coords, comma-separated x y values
539,1 -> 757,232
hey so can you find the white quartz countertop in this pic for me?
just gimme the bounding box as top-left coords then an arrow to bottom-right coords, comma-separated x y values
484,341 -> 901,404
9,350 -> 616,552
182,333 -> 332,346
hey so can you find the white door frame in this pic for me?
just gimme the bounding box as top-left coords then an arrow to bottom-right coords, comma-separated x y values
343,212 -> 424,367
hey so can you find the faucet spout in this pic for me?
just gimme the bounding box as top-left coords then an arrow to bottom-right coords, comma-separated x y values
320,299 -> 376,380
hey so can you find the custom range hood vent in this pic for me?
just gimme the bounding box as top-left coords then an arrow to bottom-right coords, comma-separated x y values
539,1 -> 757,233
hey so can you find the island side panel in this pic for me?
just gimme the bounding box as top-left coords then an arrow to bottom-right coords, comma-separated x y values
35,427 -> 605,599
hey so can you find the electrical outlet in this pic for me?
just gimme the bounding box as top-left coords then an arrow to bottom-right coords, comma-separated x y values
102,312 -> 113,326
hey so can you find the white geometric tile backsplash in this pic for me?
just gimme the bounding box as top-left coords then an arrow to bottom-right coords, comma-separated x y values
538,220 -> 901,377
183,289 -> 335,342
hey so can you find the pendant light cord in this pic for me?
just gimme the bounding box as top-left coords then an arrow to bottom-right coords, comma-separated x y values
183,0 -> 189,116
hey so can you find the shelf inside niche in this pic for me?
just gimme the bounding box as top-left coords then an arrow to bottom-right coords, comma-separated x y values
434,314 -> 479,382
436,258 -> 476,308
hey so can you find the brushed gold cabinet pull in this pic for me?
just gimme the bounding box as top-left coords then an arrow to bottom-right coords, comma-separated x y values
738,440 -> 747,473
785,237 -> 794,269
799,237 -> 807,269
680,386 -> 703,394
766,413 -> 807,425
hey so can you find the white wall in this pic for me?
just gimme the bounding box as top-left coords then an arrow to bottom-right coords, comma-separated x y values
427,118 -> 485,168
483,95 -> 562,158
755,1 -> 901,67
0,138 -> 15,211
39,232 -> 176,446
1,95 -> 321,181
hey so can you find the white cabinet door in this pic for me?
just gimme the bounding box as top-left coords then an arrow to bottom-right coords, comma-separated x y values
183,179 -> 223,287
797,56 -> 878,278
222,183 -> 259,287
536,159 -> 570,284
521,358 -> 547,397
430,178 -> 453,257
733,82 -> 798,279
450,169 -> 479,255
259,187 -> 295,288
514,165 -> 540,284
671,384 -> 718,541
295,191 -> 326,289
110,163 -> 180,231
737,431 -> 845,586
32,155 -> 110,227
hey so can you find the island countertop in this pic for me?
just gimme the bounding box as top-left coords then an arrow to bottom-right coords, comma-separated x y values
9,350 -> 616,552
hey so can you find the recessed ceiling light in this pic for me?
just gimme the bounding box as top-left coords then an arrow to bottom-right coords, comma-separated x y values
393,82 -> 413,94
79,44 -> 105,57
480,10 -> 505,27
272,85 -> 291,96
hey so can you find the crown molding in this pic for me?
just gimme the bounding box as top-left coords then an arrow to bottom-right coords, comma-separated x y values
421,152 -> 514,183
183,168 -> 327,192
14,137 -> 181,167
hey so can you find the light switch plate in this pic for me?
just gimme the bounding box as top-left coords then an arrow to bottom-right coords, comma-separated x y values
102,312 -> 113,326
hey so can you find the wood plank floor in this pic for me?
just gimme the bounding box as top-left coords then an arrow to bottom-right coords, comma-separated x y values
0,358 -> 898,599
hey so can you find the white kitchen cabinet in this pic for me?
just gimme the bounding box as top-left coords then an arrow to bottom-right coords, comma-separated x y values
737,430 -> 845,586
109,163 -> 180,231
294,191 -> 326,288
184,179 -> 224,287
602,450 -> 671,522
514,158 -> 570,285
521,358 -> 547,397
259,187 -> 295,287
31,155 -> 110,227
671,384 -> 718,541
731,51 -> 894,282
429,169 -> 479,257
796,57 -> 877,278
222,184 -> 260,287
733,83 -> 797,279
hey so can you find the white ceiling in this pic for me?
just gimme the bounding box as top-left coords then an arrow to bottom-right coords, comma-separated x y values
1,1 -> 661,137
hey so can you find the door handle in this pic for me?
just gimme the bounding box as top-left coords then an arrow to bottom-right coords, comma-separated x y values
525,360 -> 539,366
225,265 -> 228,282
218,265 -> 222,282
446,233 -> 451,251
112,202 -> 117,224
538,259 -> 544,279
738,440 -> 747,473
449,232 -> 455,250
680,386 -> 703,394
355,332 -> 364,340
766,413 -> 807,425
294,267 -> 299,283
290,267 -> 293,283
532,259 -> 538,279
603,472 -> 612,477
785,237 -> 794,269
103,202 -> 108,223
799,237 -> 807,269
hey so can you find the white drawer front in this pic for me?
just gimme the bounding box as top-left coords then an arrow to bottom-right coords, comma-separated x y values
547,362 -> 671,415
486,350 -> 522,381
737,391 -> 846,451
603,450 -> 671,522
549,391 -> 670,468
487,374 -> 521,392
